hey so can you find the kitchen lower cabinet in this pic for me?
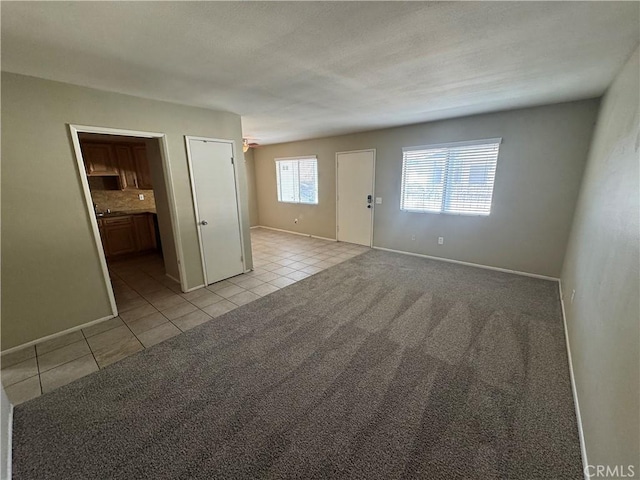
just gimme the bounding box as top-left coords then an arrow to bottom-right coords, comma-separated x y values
99,213 -> 157,258
102,216 -> 137,256
133,214 -> 156,252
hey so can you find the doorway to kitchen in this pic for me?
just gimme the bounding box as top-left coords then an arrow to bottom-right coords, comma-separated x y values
69,125 -> 186,317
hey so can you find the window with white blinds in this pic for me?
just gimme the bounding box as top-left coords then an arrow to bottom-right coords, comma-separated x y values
275,156 -> 318,204
400,138 -> 501,215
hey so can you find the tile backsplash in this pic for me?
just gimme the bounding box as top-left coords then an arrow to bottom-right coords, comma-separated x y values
90,189 -> 156,212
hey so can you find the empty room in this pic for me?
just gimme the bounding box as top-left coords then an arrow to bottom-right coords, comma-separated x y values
1,2 -> 638,479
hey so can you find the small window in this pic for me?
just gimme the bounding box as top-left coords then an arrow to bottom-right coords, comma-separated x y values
275,156 -> 318,204
400,138 -> 501,216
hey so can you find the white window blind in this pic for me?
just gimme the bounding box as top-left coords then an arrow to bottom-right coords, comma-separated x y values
275,156 -> 318,204
400,138 -> 501,215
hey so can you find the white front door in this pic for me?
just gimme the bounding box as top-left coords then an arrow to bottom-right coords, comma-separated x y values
336,149 -> 375,246
187,138 -> 244,285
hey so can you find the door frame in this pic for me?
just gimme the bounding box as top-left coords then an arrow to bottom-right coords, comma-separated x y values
335,148 -> 376,247
184,136 -> 246,286
69,124 -> 189,317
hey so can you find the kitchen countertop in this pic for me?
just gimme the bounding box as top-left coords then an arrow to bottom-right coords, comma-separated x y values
96,209 -> 157,218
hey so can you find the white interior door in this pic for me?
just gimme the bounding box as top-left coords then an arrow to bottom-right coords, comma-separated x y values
187,138 -> 244,285
336,149 -> 375,246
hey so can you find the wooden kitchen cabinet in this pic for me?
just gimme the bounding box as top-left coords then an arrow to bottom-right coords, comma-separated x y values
100,213 -> 157,258
133,214 -> 157,251
102,216 -> 137,256
81,140 -> 152,190
81,143 -> 119,176
114,145 -> 138,190
132,145 -> 153,189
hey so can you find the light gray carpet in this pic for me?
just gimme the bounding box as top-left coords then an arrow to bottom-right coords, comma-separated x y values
13,250 -> 582,479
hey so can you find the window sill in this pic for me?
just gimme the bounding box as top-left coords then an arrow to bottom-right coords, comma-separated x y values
400,209 -> 490,217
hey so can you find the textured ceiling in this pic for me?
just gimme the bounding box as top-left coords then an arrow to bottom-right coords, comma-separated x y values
2,2 -> 638,144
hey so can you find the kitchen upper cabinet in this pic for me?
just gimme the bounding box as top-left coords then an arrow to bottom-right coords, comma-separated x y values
81,140 -> 152,190
114,145 -> 138,190
132,145 -> 153,189
81,143 -> 119,176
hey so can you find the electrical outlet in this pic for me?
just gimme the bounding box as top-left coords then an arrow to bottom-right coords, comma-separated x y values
438,237 -> 444,245
571,289 -> 576,304
138,194 -> 145,200
411,235 -> 416,241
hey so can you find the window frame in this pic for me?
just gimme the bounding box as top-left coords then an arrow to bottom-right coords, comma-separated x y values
400,138 -> 502,216
274,155 -> 319,205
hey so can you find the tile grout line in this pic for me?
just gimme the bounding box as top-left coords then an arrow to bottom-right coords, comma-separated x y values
115,266 -> 165,312
117,260 -> 209,336
34,345 -> 43,396
37,341 -> 98,377
120,316 -> 147,351
110,262 -> 154,353
80,328 -> 101,370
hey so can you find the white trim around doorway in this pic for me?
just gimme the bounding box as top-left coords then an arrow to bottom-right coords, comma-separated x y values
68,124 -> 189,316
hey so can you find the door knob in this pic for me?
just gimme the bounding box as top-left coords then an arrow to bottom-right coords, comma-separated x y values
200,220 -> 208,225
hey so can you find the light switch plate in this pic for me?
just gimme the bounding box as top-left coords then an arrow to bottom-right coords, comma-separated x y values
375,197 -> 382,204
138,194 -> 145,200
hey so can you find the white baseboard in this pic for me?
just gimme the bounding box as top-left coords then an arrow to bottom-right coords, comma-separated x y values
372,246 -> 559,282
254,225 -> 337,242
558,281 -> 589,480
1,314 -> 116,355
183,284 -> 206,293
165,273 -> 181,285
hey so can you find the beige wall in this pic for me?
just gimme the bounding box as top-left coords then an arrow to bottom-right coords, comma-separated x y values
254,99 -> 599,277
561,48 -> 639,471
1,73 -> 252,350
145,138 -> 180,281
244,148 -> 260,227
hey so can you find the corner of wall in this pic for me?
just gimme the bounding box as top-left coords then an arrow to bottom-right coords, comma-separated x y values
558,280 -> 590,479
1,386 -> 13,480
559,46 -> 640,473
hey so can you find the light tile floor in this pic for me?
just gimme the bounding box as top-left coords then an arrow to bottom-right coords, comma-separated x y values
1,228 -> 369,405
